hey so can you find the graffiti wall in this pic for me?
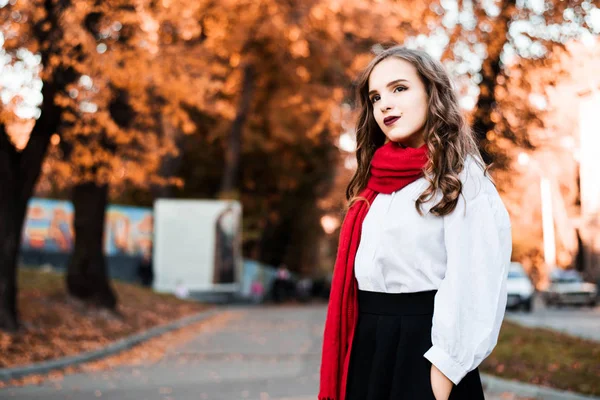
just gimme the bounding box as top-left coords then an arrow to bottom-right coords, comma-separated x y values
22,198 -> 153,257
105,206 -> 153,257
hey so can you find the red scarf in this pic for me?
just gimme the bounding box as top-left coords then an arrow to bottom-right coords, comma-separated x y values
318,141 -> 429,400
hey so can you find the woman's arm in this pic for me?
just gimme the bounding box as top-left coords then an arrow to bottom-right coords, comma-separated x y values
424,163 -> 513,388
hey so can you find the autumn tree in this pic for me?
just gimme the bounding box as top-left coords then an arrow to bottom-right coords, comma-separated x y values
0,0 -> 190,328
0,0 -> 79,331
311,0 -> 599,277
492,42 -> 599,281
434,0 -> 599,163
163,0 -> 436,273
418,0 -> 598,278
58,3 -> 154,309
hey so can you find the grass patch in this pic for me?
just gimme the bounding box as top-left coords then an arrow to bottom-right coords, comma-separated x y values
482,320 -> 600,396
0,267 -> 208,369
18,266 -> 65,292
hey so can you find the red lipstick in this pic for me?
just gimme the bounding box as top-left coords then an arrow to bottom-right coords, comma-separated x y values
384,116 -> 400,126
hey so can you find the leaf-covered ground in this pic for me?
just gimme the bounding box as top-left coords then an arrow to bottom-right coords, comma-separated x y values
482,320 -> 599,396
0,267 -> 208,369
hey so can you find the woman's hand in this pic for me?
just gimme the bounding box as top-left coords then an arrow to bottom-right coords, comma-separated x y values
430,364 -> 453,400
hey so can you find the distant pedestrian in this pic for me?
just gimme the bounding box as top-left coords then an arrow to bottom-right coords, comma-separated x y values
319,46 -> 512,400
137,251 -> 153,287
272,264 -> 292,303
296,278 -> 313,303
250,279 -> 265,304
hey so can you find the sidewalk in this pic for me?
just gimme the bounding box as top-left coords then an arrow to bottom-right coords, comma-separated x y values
1,305 -> 597,400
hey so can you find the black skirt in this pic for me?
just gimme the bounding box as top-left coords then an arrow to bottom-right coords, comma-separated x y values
345,290 -> 485,400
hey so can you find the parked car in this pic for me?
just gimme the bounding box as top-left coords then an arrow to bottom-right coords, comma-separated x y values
542,269 -> 598,307
506,262 -> 535,312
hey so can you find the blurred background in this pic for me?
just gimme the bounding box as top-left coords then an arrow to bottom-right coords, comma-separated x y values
1,0 -> 599,399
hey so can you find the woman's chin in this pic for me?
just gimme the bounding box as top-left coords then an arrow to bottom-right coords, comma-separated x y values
386,135 -> 409,146
385,131 -> 407,142
386,132 -> 424,148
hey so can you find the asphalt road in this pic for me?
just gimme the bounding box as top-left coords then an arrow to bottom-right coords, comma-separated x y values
505,294 -> 600,342
0,305 -> 542,400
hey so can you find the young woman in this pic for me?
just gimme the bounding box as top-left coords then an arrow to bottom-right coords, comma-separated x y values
319,46 -> 512,400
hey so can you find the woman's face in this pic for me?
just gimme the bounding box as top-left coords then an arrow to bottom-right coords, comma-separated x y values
368,57 -> 428,148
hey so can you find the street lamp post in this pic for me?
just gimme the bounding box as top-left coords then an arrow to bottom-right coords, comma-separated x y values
518,152 -> 557,277
540,176 -> 557,269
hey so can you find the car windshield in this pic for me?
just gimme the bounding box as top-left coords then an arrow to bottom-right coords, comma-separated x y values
553,276 -> 583,283
551,271 -> 583,283
508,270 -> 526,279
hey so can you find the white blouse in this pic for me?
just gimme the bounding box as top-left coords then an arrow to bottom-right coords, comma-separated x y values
354,155 -> 512,385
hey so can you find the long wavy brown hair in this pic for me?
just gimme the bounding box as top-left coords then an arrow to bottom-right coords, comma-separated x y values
346,45 -> 486,216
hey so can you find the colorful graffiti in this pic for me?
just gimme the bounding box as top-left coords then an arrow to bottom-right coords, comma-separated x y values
22,198 -> 153,257
105,206 -> 153,257
23,199 -> 74,253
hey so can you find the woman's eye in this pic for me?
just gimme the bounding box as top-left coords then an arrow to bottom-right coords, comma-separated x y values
394,86 -> 407,93
371,95 -> 380,104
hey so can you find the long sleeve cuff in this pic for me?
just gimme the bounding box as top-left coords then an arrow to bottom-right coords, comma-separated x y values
423,345 -> 468,385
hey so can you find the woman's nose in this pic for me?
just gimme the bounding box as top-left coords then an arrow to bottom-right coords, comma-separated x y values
380,102 -> 392,113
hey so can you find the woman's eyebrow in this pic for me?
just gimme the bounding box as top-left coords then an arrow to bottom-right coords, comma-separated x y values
368,79 -> 409,96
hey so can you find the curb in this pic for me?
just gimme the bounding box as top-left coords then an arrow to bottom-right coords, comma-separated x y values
0,307 -> 220,382
482,373 -> 600,400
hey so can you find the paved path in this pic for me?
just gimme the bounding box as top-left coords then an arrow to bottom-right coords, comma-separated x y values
0,305 -> 570,400
505,296 -> 600,342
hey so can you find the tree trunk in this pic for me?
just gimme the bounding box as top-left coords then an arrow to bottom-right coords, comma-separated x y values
0,134 -> 20,331
66,182 -> 117,309
0,70 -> 66,330
471,0 -> 517,163
0,188 -> 31,332
0,0 -> 74,332
219,63 -> 255,197
0,219 -> 19,332
153,114 -> 184,198
0,120 -> 62,331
